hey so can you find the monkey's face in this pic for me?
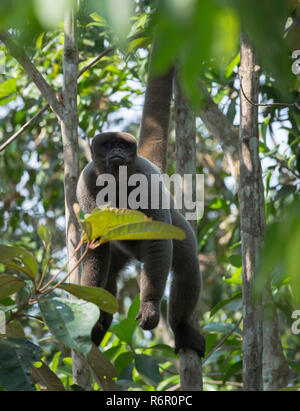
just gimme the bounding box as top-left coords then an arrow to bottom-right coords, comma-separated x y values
91,132 -> 137,175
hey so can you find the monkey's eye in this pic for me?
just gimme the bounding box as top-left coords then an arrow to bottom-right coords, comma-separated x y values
103,141 -> 114,150
119,141 -> 129,150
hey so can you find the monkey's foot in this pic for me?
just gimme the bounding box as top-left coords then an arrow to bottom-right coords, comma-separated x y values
135,300 -> 160,330
173,323 -> 206,358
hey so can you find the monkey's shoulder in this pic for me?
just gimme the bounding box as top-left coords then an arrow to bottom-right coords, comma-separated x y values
135,155 -> 162,177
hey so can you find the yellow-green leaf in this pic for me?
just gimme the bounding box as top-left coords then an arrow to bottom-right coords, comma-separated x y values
99,221 -> 186,244
82,208 -> 148,241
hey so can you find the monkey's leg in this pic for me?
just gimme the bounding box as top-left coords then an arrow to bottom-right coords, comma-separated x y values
169,214 -> 206,357
81,243 -> 111,345
81,243 -> 111,288
136,239 -> 172,330
90,246 -> 130,346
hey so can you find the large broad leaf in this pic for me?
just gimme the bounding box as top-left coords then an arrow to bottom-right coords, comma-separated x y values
110,318 -> 137,346
134,354 -> 160,386
31,361 -> 65,391
38,297 -> 99,355
83,344 -> 118,391
82,208 -> 148,241
58,283 -> 119,314
0,274 -> 26,300
127,294 -> 140,321
0,338 -> 41,391
0,245 -> 38,281
99,221 -> 186,244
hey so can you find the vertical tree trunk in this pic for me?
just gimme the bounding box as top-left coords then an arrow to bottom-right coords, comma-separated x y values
263,292 -> 290,390
61,6 -> 90,389
239,31 -> 264,391
174,71 -> 203,391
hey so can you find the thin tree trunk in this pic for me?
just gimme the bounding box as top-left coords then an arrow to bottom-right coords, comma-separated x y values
61,6 -> 90,389
263,291 -> 290,390
174,71 -> 203,391
238,31 -> 264,391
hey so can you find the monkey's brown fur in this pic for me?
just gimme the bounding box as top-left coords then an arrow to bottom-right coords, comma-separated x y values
77,132 -> 205,357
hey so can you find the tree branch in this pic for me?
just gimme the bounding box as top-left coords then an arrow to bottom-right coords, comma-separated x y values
0,32 -> 64,119
77,47 -> 115,79
197,81 -> 240,183
0,105 -> 49,152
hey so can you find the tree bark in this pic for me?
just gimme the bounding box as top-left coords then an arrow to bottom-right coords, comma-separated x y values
174,71 -> 203,391
61,7 -> 90,389
239,31 -> 264,391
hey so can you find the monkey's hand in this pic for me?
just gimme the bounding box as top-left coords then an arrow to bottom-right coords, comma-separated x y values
135,300 -> 160,330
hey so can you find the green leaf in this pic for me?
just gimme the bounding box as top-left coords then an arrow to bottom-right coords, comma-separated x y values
83,208 -> 148,241
0,338 -> 41,391
31,361 -> 65,391
203,322 -> 242,335
114,351 -> 135,374
0,245 -> 38,281
210,291 -> 242,317
127,293 -> 140,320
38,296 -> 99,355
110,318 -> 137,346
38,225 -> 51,252
99,220 -> 186,244
4,321 -> 25,338
0,78 -> 17,99
36,32 -> 45,49
85,344 -> 118,390
224,53 -> 240,78
0,274 -> 26,300
228,254 -> 242,268
59,283 -> 119,314
134,354 -> 160,386
127,36 -> 151,54
89,12 -> 108,27
82,208 -> 186,243
223,266 -> 242,284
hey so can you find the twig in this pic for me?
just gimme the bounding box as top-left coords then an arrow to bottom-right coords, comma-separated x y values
0,105 -> 49,152
37,253 -> 52,290
45,241 -> 90,293
38,238 -> 84,293
240,76 -> 300,110
77,47 -> 115,79
202,317 -> 243,366
0,31 -> 64,118
0,46 -> 115,152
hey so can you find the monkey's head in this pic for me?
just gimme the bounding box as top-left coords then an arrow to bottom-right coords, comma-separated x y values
91,132 -> 137,175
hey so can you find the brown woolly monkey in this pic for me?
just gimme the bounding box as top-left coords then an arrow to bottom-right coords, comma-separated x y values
76,131 -> 205,357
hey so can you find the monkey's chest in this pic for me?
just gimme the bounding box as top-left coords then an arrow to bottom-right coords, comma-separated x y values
113,240 -> 143,262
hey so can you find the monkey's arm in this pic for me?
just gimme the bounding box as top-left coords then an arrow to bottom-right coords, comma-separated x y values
76,162 -> 98,214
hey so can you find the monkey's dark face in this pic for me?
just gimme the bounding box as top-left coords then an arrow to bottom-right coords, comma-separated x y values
91,132 -> 137,175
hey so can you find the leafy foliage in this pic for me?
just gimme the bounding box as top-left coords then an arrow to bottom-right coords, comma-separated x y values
0,0 -> 299,392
